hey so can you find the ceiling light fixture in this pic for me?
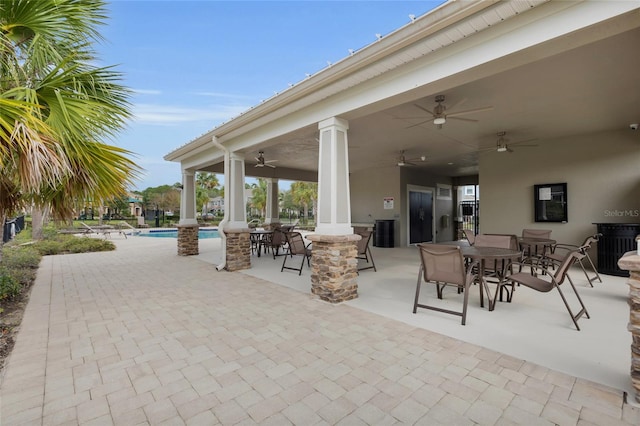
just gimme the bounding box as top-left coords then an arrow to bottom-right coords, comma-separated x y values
432,95 -> 447,125
496,145 -> 508,152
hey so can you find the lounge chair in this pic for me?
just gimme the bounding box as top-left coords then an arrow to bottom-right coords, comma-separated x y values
81,222 -> 126,239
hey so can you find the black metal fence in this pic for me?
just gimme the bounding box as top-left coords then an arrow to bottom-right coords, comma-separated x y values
3,215 -> 25,243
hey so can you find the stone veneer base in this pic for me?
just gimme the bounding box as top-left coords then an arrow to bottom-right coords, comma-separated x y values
224,228 -> 251,272
307,233 -> 361,303
618,251 -> 640,403
177,224 -> 199,256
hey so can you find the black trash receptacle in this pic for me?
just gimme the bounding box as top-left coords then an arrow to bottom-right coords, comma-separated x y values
594,223 -> 640,277
374,219 -> 395,248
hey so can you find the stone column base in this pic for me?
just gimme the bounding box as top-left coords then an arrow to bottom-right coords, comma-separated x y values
307,233 -> 361,303
619,251 -> 640,403
225,228 -> 251,271
177,224 -> 199,256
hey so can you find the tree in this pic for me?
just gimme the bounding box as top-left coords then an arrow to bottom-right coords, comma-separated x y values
195,172 -> 219,192
195,172 -> 219,214
290,181 -> 317,225
249,179 -> 267,218
0,0 -> 141,240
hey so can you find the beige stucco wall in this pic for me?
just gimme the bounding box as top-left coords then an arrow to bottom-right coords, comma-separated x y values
350,165 -> 455,247
479,129 -> 640,246
350,166 -> 401,243
349,130 -> 639,250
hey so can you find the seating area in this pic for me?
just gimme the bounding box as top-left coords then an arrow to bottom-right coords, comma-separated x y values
408,230 -> 603,331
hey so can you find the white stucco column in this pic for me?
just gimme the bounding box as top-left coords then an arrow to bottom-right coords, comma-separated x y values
227,152 -> 248,229
179,170 -> 197,225
264,178 -> 280,226
315,117 -> 353,235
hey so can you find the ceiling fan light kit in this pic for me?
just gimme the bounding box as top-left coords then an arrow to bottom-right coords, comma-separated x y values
255,151 -> 277,168
404,94 -> 492,129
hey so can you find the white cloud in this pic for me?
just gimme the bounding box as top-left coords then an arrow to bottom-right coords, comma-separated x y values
133,88 -> 163,95
132,103 -> 249,126
194,91 -> 255,100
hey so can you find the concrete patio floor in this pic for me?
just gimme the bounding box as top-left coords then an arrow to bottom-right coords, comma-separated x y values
1,234 -> 639,425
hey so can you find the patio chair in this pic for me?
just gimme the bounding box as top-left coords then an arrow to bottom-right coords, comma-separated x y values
520,228 -> 553,272
355,229 -> 376,272
506,249 -> 590,330
546,233 -> 602,286
281,231 -> 312,275
522,229 -> 552,239
462,229 -> 476,245
413,244 -> 478,325
264,228 -> 288,258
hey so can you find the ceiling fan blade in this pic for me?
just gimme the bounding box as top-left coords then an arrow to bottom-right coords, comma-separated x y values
449,116 -> 478,123
447,105 -> 494,118
413,104 -> 434,115
264,159 -> 278,164
405,119 -> 432,129
446,97 -> 468,112
266,163 -> 277,168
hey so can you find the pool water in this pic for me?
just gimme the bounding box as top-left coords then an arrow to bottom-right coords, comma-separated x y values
136,229 -> 220,239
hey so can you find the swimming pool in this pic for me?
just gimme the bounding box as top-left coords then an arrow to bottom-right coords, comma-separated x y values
135,228 -> 220,239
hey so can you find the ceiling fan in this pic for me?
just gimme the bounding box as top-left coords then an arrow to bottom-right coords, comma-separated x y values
396,150 -> 426,167
255,151 -> 277,168
406,95 -> 493,129
494,131 -> 537,153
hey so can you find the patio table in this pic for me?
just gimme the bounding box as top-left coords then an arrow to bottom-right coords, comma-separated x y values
436,241 -> 521,311
461,245 -> 522,311
250,230 -> 273,257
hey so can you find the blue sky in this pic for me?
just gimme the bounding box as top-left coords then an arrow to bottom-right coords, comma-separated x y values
97,0 -> 444,191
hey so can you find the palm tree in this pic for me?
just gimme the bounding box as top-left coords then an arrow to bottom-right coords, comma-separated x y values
195,172 -> 219,214
291,181 -> 318,225
195,172 -> 219,192
0,0 -> 141,240
250,179 -> 267,219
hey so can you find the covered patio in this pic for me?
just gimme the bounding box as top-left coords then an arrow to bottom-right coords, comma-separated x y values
164,0 -> 640,404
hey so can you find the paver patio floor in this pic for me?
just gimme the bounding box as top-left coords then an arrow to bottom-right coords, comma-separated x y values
1,236 -> 639,425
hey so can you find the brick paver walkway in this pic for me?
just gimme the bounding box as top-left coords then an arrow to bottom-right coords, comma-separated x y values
1,238 -> 639,425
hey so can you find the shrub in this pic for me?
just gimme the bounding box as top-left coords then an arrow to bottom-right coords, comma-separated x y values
61,238 -> 115,253
1,246 -> 41,269
33,240 -> 62,256
0,271 -> 21,300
